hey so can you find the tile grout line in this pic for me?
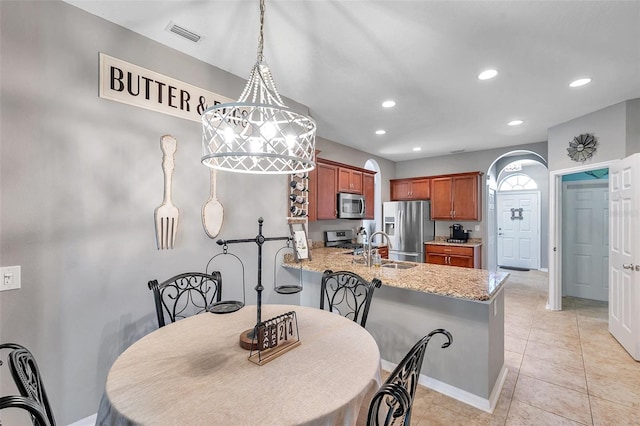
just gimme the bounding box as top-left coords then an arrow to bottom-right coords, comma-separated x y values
576,309 -> 595,426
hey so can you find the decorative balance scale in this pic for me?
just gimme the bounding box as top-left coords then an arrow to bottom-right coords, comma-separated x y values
209,217 -> 308,364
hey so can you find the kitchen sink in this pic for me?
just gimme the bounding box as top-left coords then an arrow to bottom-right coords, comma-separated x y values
380,261 -> 417,270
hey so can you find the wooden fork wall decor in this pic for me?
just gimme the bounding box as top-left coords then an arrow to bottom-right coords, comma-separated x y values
154,135 -> 179,249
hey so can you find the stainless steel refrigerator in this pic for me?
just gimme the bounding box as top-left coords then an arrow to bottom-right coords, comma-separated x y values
383,200 -> 435,263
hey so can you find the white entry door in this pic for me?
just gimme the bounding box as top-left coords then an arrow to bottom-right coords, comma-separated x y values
609,153 -> 640,360
562,182 -> 609,301
497,191 -> 540,269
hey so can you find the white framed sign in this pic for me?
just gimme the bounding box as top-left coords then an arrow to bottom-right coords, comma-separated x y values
98,53 -> 234,122
289,222 -> 311,261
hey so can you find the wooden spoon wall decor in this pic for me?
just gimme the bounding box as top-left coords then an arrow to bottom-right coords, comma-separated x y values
202,167 -> 224,238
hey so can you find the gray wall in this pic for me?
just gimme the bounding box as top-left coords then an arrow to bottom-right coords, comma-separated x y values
395,141 -> 548,267
548,99 -> 639,172
0,1 -> 299,423
627,99 -> 640,154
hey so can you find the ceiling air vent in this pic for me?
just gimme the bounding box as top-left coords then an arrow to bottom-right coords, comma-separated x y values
166,21 -> 202,43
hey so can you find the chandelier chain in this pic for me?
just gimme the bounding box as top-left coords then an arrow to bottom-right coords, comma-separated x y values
257,0 -> 265,62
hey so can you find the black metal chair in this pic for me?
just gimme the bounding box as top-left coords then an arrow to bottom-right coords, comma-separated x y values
148,271 -> 222,327
367,329 -> 453,426
0,395 -> 51,426
320,270 -> 382,327
0,343 -> 55,426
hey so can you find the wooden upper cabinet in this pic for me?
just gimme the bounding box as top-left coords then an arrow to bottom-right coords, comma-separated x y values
430,177 -> 453,218
338,168 -> 363,194
452,174 -> 479,220
363,173 -> 375,219
430,172 -> 481,220
390,178 -> 430,200
313,158 -> 376,220
316,162 -> 338,219
307,152 -> 319,222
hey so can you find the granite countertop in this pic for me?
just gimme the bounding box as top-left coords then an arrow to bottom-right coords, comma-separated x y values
424,237 -> 483,247
283,247 -> 507,302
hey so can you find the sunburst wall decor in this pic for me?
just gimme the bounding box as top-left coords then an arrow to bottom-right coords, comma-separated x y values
567,133 -> 598,162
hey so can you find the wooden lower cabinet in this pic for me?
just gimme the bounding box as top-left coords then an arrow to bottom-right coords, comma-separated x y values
377,245 -> 389,259
425,244 -> 481,269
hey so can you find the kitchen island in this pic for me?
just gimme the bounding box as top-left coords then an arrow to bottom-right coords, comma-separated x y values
282,247 -> 509,413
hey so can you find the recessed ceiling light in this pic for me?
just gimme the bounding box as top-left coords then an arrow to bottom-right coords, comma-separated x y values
569,78 -> 591,88
508,120 -> 523,126
478,69 -> 498,80
382,100 -> 396,108
375,130 -> 386,135
412,147 -> 422,152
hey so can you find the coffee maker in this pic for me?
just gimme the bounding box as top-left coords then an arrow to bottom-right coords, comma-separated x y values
448,224 -> 470,243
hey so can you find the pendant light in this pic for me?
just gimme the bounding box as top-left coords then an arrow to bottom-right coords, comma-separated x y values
201,0 -> 316,174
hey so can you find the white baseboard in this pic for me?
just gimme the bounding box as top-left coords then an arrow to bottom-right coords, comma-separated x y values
540,267 -> 549,272
67,413 -> 96,426
380,359 -> 508,414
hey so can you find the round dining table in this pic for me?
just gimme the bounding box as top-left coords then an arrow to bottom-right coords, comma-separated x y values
102,304 -> 382,426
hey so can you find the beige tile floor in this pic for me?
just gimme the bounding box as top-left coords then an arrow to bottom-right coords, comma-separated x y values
389,269 -> 640,425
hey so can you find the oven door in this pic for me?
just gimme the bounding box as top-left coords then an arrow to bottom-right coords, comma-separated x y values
338,193 -> 366,219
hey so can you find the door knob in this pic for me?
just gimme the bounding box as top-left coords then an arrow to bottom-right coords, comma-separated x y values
623,263 -> 634,270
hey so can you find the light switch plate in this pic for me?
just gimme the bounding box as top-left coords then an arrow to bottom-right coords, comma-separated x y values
1,265 -> 21,291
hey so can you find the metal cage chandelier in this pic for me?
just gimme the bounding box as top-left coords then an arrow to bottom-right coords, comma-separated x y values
201,0 -> 316,174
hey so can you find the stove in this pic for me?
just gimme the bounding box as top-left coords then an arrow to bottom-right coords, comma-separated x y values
324,230 -> 364,250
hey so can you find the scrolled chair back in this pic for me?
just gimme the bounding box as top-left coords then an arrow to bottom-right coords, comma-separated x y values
367,329 -> 453,426
320,270 -> 382,327
0,343 -> 55,426
148,271 -> 222,327
0,395 -> 51,426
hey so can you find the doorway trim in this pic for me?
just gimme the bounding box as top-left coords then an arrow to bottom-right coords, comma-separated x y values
548,159 -> 618,311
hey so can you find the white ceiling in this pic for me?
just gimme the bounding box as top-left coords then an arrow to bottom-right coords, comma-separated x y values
64,0 -> 640,162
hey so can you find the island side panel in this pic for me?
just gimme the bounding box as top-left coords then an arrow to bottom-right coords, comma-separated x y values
366,284 -> 502,400
286,264 -> 505,404
488,288 -> 505,399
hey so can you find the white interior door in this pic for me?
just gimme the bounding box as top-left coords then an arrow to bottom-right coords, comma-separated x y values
609,153 -> 640,360
497,191 -> 540,269
562,182 -> 609,301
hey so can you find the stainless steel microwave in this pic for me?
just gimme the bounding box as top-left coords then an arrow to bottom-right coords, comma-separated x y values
337,193 -> 366,219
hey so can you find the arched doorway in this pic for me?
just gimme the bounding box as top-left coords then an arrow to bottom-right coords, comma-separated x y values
486,151 -> 548,274
364,159 -> 382,237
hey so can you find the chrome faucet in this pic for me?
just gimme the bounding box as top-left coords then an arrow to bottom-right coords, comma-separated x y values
367,231 -> 393,267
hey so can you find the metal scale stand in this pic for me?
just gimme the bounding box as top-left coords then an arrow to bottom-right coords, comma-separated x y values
216,217 -> 291,350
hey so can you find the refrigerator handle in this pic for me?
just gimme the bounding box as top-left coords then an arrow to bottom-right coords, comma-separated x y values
398,209 -> 403,245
